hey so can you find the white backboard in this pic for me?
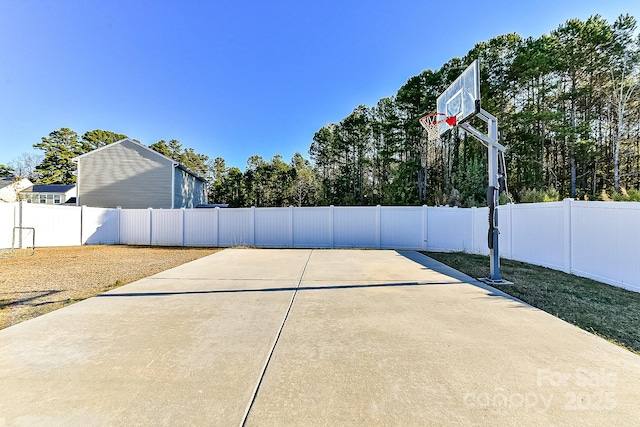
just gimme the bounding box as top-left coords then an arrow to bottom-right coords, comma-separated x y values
436,59 -> 481,135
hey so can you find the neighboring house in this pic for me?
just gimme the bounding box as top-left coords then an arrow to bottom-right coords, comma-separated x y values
0,177 -> 33,202
19,184 -> 77,205
72,138 -> 207,209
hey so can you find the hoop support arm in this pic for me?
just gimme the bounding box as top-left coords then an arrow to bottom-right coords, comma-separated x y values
458,122 -> 507,152
476,108 -> 498,124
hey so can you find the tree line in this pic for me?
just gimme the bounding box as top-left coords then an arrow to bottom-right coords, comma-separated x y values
3,13 -> 639,206
309,13 -> 640,206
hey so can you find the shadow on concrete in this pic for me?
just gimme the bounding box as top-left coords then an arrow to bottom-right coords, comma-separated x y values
96,250 -> 529,306
96,280 -> 464,298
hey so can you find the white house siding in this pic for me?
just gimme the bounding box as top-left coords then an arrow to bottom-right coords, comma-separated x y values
173,168 -> 206,208
77,140 -> 173,209
0,178 -> 33,203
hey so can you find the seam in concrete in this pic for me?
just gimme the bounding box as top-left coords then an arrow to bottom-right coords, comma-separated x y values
239,249 -> 314,427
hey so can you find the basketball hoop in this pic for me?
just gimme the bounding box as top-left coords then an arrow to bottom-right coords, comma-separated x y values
419,113 -> 457,143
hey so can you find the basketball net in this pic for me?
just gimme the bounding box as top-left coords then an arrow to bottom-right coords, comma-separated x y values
419,113 -> 457,144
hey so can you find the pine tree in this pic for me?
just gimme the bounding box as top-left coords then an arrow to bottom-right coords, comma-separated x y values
33,128 -> 82,184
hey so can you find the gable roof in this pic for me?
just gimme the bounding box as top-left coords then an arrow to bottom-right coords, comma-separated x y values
0,177 -> 33,191
0,177 -> 34,202
0,177 -> 15,190
73,138 -> 174,163
73,138 -> 206,182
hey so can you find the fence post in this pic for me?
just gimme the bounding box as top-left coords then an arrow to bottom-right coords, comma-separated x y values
251,206 -> 256,247
507,203 -> 513,260
182,208 -> 186,247
17,201 -> 23,248
470,207 -> 476,254
148,208 -> 153,246
330,205 -> 334,249
508,203 -> 514,259
215,207 -> 220,247
289,206 -> 294,248
116,207 -> 121,245
376,205 -> 381,249
80,205 -> 84,246
422,205 -> 428,251
562,198 -> 573,273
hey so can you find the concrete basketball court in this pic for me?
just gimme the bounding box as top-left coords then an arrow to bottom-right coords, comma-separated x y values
1,249 -> 639,426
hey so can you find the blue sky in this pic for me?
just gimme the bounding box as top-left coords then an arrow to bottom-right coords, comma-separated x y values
1,0 -> 638,171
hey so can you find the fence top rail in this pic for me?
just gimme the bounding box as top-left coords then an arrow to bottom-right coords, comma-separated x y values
570,201 -> 640,210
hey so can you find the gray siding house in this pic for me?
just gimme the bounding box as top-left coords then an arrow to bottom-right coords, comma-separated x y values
73,139 -> 207,209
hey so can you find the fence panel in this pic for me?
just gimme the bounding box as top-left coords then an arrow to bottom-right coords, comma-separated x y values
82,207 -> 119,244
0,203 -> 16,249
20,203 -> 81,247
333,207 -> 377,248
184,209 -> 218,246
119,209 -> 151,245
510,202 -> 566,271
152,209 -> 184,246
292,207 -> 332,248
470,207 -> 490,256
255,208 -> 291,248
426,207 -> 472,252
380,206 -> 424,249
468,202 -> 569,271
496,204 -> 512,259
218,208 -> 253,247
571,202 -> 640,292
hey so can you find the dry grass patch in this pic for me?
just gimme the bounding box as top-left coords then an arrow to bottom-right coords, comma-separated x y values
0,245 -> 220,329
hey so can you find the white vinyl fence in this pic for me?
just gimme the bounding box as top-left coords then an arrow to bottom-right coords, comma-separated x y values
1,201 -> 639,292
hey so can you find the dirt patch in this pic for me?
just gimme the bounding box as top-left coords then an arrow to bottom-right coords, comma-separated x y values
0,245 -> 221,330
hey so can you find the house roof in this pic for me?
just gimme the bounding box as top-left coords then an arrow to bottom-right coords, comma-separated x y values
0,177 -> 33,191
73,138 -> 206,182
0,177 -> 14,190
22,184 -> 76,193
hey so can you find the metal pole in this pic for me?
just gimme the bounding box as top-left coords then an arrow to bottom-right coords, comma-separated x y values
487,115 -> 502,282
457,111 -> 510,284
488,146 -> 502,281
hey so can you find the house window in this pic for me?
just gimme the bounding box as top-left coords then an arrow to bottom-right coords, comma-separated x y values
39,194 -> 46,204
54,195 -> 61,204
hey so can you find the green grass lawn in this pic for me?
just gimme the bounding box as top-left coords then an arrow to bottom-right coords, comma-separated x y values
423,251 -> 640,354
